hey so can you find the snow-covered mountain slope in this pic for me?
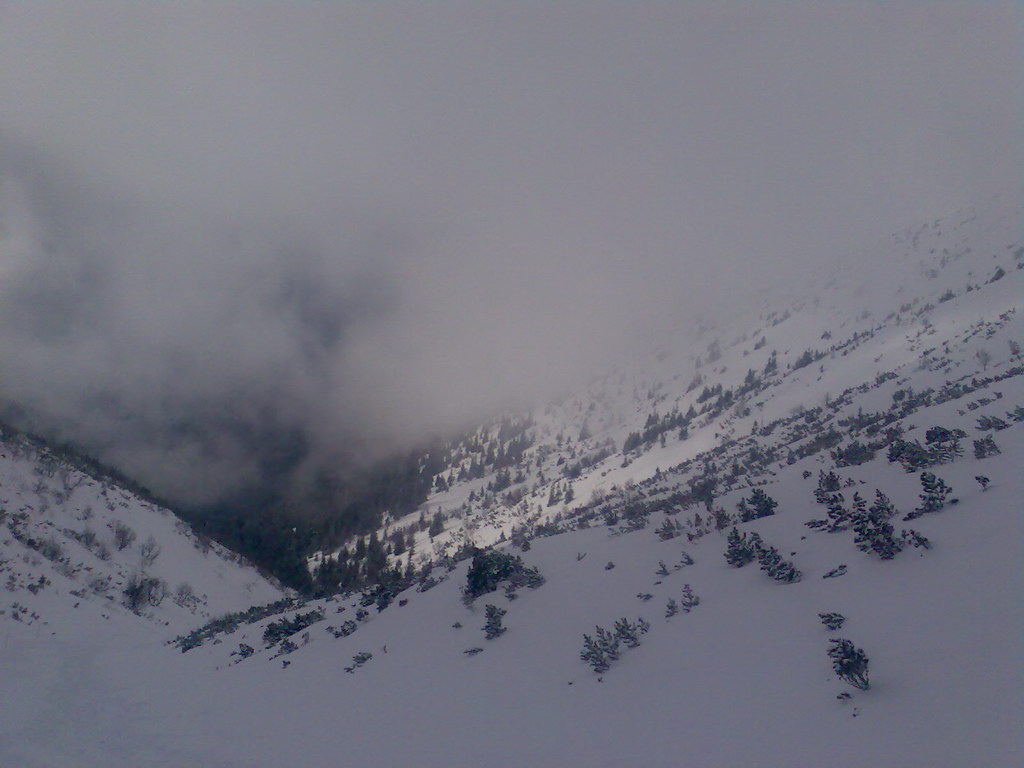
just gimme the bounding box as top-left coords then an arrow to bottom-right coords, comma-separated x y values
2,194 -> 1021,767
0,423 -> 286,641
7,423 -> 1020,767
312,193 -> 1020,581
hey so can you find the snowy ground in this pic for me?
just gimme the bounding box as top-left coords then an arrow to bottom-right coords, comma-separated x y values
4,427 -> 1021,767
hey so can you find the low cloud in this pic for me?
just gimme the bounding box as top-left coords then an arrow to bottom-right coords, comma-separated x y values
0,2 -> 1019,505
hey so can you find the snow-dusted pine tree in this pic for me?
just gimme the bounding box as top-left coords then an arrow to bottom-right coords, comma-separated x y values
483,604 -> 507,639
679,584 -> 700,612
724,527 -> 756,567
828,638 -> 870,690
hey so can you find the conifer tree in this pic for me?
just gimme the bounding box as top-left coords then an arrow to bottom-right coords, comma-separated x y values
828,638 -> 870,690
850,492 -> 866,518
738,488 -> 778,522
595,626 -> 621,661
580,634 -> 609,673
656,518 -> 679,541
973,436 -> 1001,459
905,472 -> 953,520
825,494 -> 851,532
869,489 -> 897,519
887,439 -> 931,471
483,604 -> 507,639
818,612 -> 846,631
814,471 -> 843,504
613,618 -> 645,648
851,490 -> 903,559
679,584 -> 700,612
724,527 -> 757,567
546,483 -> 562,507
756,544 -> 802,583
901,529 -> 932,550
925,426 -> 965,464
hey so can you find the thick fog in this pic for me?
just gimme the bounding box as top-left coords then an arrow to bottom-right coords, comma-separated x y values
0,2 -> 1020,505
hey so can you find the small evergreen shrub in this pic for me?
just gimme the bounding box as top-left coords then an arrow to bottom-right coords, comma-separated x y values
756,544 -> 802,583
901,529 -> 931,550
724,528 -> 756,567
851,491 -> 903,559
613,617 -> 650,648
904,472 -> 953,520
822,565 -> 847,579
580,632 -> 612,673
737,488 -> 778,522
818,612 -> 846,631
463,549 -> 544,603
233,643 -> 255,659
831,440 -> 876,467
656,519 -> 679,541
483,604 -> 507,639
262,609 -> 326,648
828,638 -> 870,690
679,584 -> 700,612
327,620 -> 358,639
973,436 -> 1000,459
581,619 -> 648,673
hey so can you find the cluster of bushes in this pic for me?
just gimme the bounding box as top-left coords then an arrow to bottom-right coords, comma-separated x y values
622,408 -> 693,453
903,472 -> 955,521
173,582 -> 202,612
123,574 -> 167,613
359,569 -> 414,612
723,528 -> 801,583
973,435 -> 1000,459
64,527 -> 112,561
173,597 -> 298,652
887,426 -> 965,471
463,549 -> 545,603
344,651 -> 373,674
262,609 -> 326,648
806,479 -> 933,560
830,440 -> 876,467
326,620 -> 358,639
580,617 -> 651,673
736,488 -> 777,522
665,585 -> 700,618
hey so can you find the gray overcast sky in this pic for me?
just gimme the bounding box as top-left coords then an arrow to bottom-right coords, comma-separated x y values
0,1 -> 1020,503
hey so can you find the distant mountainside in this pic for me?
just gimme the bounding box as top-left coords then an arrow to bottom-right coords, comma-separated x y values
309,193 -> 1022,592
1,194 -> 1021,767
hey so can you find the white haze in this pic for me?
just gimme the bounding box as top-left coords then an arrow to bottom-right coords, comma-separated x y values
0,1 -> 1020,503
